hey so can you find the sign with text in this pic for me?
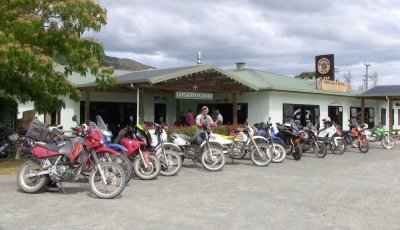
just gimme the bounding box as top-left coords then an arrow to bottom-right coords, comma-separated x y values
175,91 -> 213,100
317,78 -> 351,93
315,54 -> 335,80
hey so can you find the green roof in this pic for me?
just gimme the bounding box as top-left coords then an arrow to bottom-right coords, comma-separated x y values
227,68 -> 358,97
74,63 -> 358,97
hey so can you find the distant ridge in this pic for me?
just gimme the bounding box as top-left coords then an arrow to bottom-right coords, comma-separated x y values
102,55 -> 155,71
53,55 -> 155,71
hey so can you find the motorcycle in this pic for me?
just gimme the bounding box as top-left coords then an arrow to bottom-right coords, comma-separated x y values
299,123 -> 327,158
253,118 -> 287,163
342,121 -> 369,153
316,118 -> 346,155
0,125 -> 23,158
146,123 -> 182,176
170,121 -> 226,171
275,120 -> 303,161
116,122 -> 161,180
363,123 -> 395,149
16,120 -> 126,199
210,123 -> 274,166
95,115 -> 133,184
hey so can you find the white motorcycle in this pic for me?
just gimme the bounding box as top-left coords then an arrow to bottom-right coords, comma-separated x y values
170,122 -> 225,172
210,125 -> 273,167
317,118 -> 347,155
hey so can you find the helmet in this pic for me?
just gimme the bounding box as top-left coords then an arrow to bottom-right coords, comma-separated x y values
322,117 -> 331,123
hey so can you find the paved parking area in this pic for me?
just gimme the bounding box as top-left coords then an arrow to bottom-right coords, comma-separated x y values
0,143 -> 399,230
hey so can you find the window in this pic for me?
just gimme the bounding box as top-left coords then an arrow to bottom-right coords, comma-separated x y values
44,110 -> 61,126
350,107 -> 375,128
398,109 -> 400,125
283,103 -> 320,127
381,108 -> 386,125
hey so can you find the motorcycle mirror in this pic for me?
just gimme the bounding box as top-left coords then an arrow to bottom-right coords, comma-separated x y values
72,115 -> 77,122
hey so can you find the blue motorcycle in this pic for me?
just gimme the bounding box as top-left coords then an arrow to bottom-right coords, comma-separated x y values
254,118 -> 287,163
96,115 -> 133,183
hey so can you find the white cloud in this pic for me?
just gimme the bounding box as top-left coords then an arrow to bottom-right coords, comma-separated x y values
90,0 -> 400,85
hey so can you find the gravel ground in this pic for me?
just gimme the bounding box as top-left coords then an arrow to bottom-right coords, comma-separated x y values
0,143 -> 399,230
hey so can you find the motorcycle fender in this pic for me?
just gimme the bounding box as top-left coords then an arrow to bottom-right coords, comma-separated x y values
163,142 -> 183,155
106,143 -> 127,152
95,146 -> 121,156
272,137 -> 286,146
252,136 -> 268,142
200,141 -> 224,150
333,136 -> 342,146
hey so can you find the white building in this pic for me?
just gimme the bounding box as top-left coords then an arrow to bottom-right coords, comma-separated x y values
17,63 -> 399,132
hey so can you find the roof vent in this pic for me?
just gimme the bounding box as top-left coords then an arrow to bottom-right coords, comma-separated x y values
197,51 -> 202,65
236,62 -> 245,71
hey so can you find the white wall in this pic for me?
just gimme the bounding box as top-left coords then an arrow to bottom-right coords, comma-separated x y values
268,91 -> 377,131
238,91 -> 269,124
17,96 -> 80,132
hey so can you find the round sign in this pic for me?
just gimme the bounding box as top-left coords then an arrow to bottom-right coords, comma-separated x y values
317,57 -> 331,75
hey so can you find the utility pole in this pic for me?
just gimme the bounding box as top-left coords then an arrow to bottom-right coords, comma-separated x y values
364,62 -> 371,90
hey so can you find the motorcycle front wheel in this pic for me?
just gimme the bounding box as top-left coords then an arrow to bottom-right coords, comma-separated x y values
133,155 -> 161,180
201,147 -> 225,171
292,144 -> 302,161
110,154 -> 132,185
17,160 -> 48,193
159,151 -> 182,176
330,139 -> 346,155
89,162 -> 126,199
313,141 -> 327,158
381,136 -> 395,149
250,143 -> 272,166
270,143 -> 286,163
358,138 -> 369,153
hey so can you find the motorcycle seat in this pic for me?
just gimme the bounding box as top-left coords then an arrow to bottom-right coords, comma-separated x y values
36,142 -> 64,151
178,133 -> 197,143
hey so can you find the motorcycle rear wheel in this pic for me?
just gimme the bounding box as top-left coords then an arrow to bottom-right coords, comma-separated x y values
201,147 -> 225,171
133,155 -> 161,180
313,141 -> 327,158
89,162 -> 126,199
17,160 -> 48,193
381,136 -> 395,149
250,143 -> 272,166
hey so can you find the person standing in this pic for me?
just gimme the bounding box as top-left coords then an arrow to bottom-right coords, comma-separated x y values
186,109 -> 195,125
195,106 -> 215,145
178,111 -> 186,126
214,109 -> 223,126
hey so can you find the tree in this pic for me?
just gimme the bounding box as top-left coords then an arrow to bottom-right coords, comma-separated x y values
0,0 -> 115,113
294,71 -> 316,80
343,71 -> 353,84
370,72 -> 379,87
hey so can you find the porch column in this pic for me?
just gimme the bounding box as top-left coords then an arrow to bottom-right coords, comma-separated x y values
139,88 -> 145,124
176,99 -> 181,122
232,93 -> 238,125
360,98 -> 365,123
388,96 -> 393,132
84,89 -> 90,123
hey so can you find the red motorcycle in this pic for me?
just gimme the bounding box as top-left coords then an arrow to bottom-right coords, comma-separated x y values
116,123 -> 161,180
16,119 -> 126,199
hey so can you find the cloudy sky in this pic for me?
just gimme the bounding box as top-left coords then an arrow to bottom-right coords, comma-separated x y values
89,0 -> 400,89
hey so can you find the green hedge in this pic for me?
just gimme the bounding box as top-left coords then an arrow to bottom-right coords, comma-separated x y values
166,125 -> 240,137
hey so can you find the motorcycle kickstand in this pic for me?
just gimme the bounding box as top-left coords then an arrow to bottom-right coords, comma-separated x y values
58,182 -> 66,194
